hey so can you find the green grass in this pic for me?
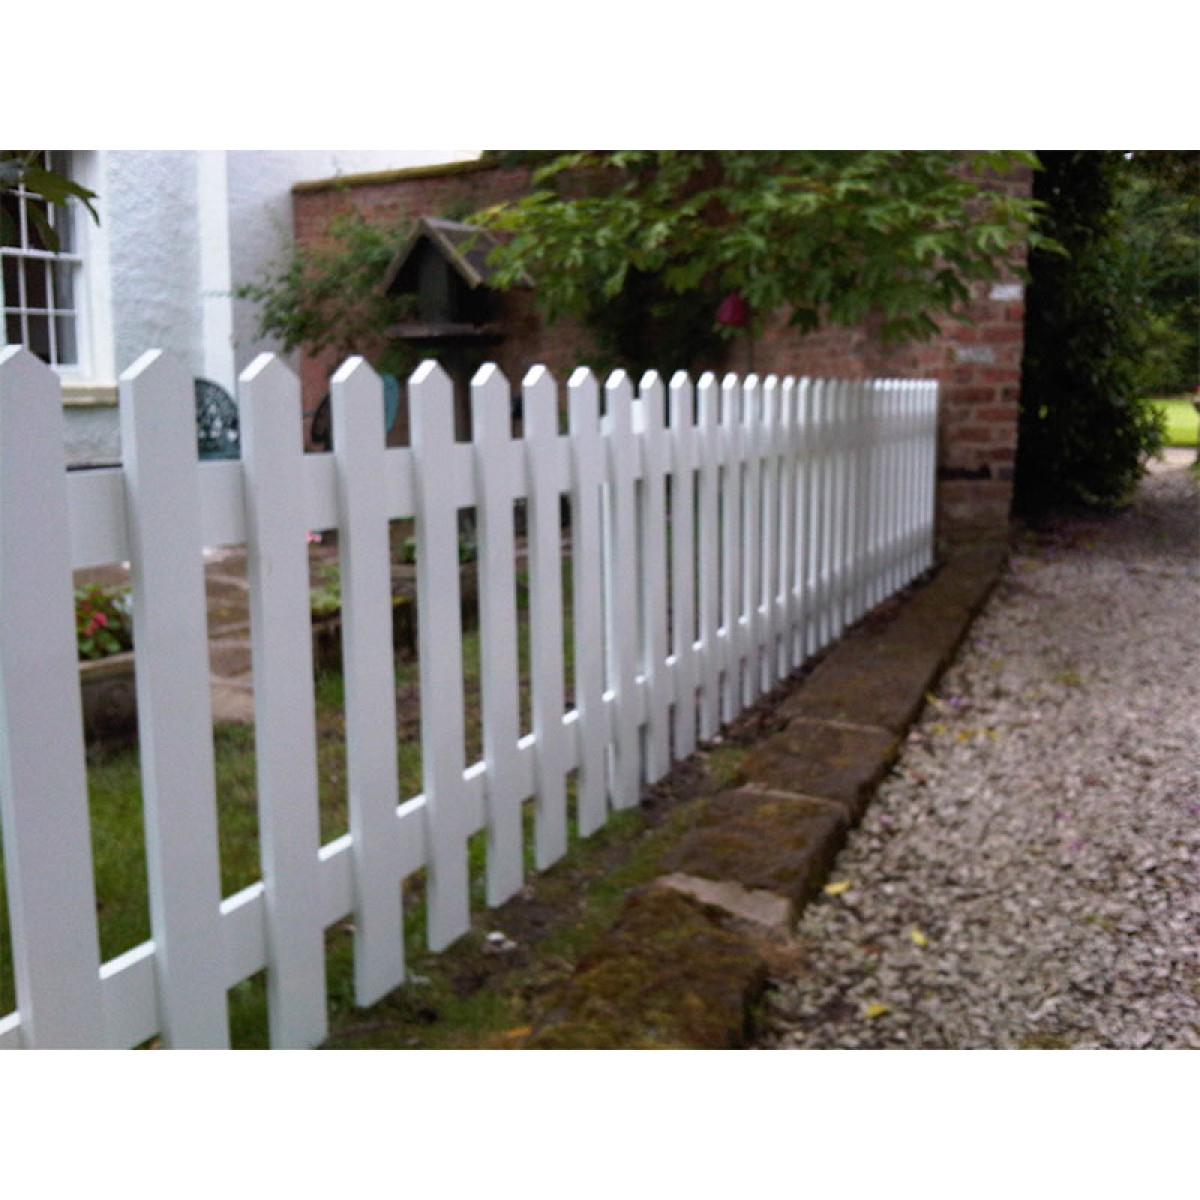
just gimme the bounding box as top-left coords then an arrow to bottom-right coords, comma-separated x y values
1146,397 -> 1199,447
0,552 -> 588,1048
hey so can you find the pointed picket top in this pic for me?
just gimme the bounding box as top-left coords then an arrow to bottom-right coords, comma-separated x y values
120,349 -> 197,463
522,364 -> 558,440
568,367 -> 600,432
471,362 -> 513,440
639,371 -> 666,430
720,372 -> 740,422
240,350 -> 292,393
0,344 -> 57,408
238,354 -> 302,445
409,358 -> 456,445
605,369 -> 634,431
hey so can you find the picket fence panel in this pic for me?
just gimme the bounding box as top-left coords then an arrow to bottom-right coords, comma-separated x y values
0,345 -> 937,1049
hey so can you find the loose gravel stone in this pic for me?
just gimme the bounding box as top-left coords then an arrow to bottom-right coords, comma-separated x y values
755,462 -> 1200,1050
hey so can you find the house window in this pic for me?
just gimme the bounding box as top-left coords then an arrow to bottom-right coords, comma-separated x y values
1,151 -> 83,367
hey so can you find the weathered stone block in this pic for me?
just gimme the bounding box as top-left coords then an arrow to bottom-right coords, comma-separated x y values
739,719 -> 901,823
661,788 -> 848,912
524,887 -> 767,1049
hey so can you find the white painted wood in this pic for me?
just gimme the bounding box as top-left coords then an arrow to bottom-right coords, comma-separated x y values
790,378 -> 812,669
695,374 -> 722,741
0,348 -> 104,1047
776,377 -> 798,677
718,374 -> 743,721
603,372 -> 641,809
523,367 -> 570,868
567,369 -> 609,835
739,375 -> 763,707
760,376 -> 782,689
331,357 -> 406,1000
238,354 -> 328,1048
119,350 -> 229,1048
866,382 -> 884,610
668,371 -> 698,759
888,383 -> 904,595
410,361 -> 473,949
831,380 -> 851,641
471,365 -> 525,904
637,373 -> 671,783
806,380 -> 826,654
848,381 -> 869,626
0,344 -> 942,1049
922,382 -> 938,572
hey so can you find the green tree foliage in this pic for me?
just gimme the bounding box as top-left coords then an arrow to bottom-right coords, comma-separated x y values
237,207 -> 418,373
1114,151 -> 1198,398
1015,151 -> 1167,516
474,151 -> 1045,376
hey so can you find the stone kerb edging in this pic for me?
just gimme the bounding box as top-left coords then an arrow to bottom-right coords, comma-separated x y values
522,541 -> 1008,1049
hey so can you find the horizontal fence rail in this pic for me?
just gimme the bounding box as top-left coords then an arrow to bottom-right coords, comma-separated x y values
0,346 -> 938,1048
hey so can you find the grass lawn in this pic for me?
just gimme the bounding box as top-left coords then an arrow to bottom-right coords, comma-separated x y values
1146,397 -> 1199,447
0,559 -> 603,1048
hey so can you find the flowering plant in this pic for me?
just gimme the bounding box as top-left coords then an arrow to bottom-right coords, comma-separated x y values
75,584 -> 134,661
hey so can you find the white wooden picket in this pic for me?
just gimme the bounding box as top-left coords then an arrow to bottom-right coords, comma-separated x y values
0,347 -> 104,1048
0,348 -> 938,1049
239,354 -> 329,1049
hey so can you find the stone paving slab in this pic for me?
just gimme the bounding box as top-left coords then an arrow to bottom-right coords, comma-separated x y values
524,886 -> 769,1049
738,720 -> 902,824
660,789 -> 849,915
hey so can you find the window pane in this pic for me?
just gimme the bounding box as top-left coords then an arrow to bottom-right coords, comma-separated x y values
26,313 -> 50,361
55,312 -> 77,364
2,255 -> 18,306
5,311 -> 22,344
1,193 -> 20,248
52,259 -> 75,310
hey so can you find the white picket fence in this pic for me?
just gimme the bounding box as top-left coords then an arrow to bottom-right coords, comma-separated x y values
0,345 -> 937,1049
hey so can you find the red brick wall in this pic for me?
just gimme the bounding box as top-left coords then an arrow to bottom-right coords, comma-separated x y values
290,156 -> 1032,537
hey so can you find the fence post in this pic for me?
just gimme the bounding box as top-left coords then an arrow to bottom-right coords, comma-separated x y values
668,371 -> 698,759
567,369 -> 608,835
603,371 -> 641,810
523,367 -> 570,867
638,372 -> 671,784
719,373 -> 743,721
695,373 -> 721,741
471,364 -> 524,905
760,375 -> 781,692
0,347 -> 104,1047
239,353 -> 328,1049
331,356 -> 406,1000
740,375 -> 763,708
410,361 -> 473,951
789,378 -> 812,669
120,350 -> 229,1047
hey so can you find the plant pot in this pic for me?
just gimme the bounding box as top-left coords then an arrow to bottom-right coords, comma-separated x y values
79,650 -> 138,751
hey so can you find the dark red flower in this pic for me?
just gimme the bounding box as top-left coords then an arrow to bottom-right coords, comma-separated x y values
715,290 -> 750,328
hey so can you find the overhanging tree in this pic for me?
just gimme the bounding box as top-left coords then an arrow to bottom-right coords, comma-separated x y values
474,151 -> 1046,376
1015,151 -> 1169,516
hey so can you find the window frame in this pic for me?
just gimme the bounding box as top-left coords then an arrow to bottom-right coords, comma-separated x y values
2,151 -> 88,371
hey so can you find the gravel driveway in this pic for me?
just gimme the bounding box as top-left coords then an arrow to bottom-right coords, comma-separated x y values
756,457 -> 1200,1049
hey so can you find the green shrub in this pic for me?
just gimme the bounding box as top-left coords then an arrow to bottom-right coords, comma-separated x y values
75,584 -> 134,660
1015,152 -> 1166,516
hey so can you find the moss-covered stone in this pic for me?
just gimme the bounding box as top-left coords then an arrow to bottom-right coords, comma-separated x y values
661,789 -> 848,914
523,887 -> 768,1049
739,719 -> 900,823
778,636 -> 946,734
